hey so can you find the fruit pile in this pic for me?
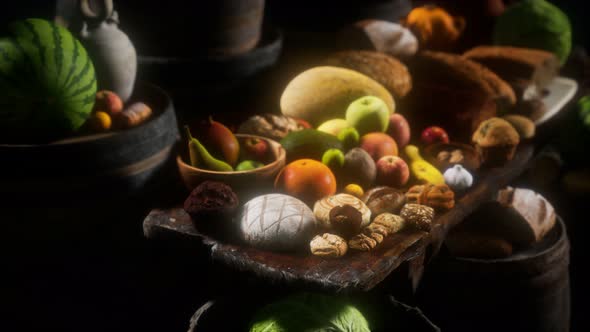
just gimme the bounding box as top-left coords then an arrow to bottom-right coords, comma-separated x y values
84,90 -> 152,133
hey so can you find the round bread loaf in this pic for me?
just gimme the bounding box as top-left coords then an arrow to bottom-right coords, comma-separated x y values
239,194 -> 318,251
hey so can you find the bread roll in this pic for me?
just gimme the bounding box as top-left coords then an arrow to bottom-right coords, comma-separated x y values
323,50 -> 412,98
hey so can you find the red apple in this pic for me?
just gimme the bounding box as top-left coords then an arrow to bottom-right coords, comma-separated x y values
243,137 -> 270,162
293,117 -> 312,129
360,132 -> 399,161
387,113 -> 411,148
421,126 -> 450,145
376,155 -> 410,187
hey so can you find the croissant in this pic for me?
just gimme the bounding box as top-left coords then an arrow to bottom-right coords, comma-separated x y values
406,183 -> 455,211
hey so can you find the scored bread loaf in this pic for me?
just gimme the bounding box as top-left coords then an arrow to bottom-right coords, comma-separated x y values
463,46 -> 560,93
323,50 -> 412,98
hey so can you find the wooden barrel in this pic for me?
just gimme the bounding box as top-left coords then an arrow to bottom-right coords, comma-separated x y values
416,217 -> 570,332
0,82 -> 179,206
188,295 -> 440,332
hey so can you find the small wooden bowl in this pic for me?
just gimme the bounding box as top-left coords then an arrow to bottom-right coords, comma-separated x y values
177,134 -> 286,198
424,142 -> 482,172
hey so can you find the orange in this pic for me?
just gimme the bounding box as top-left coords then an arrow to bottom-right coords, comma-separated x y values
274,159 -> 337,205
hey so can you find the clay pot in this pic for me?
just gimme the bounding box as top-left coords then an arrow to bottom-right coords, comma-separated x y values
77,0 -> 137,102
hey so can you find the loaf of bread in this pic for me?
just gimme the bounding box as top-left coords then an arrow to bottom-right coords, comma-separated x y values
495,187 -> 556,245
454,187 -> 556,248
403,51 -> 516,141
464,46 -> 560,92
323,50 -> 412,98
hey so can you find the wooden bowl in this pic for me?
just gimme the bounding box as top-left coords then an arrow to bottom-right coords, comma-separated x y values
423,142 -> 482,172
177,134 -> 286,199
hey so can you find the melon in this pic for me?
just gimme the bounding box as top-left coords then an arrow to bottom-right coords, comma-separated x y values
0,19 -> 97,142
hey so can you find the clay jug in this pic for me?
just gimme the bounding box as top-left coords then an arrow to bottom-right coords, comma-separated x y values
78,0 -> 136,102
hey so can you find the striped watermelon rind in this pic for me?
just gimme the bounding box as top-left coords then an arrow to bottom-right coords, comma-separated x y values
0,18 -> 97,141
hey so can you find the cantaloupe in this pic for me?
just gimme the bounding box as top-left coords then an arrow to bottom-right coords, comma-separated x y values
0,19 -> 97,142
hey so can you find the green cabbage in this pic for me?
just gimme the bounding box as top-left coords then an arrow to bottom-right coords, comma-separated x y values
249,293 -> 371,332
493,0 -> 572,64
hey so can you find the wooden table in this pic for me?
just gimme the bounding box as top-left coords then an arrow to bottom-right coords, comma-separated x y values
143,143 -> 534,292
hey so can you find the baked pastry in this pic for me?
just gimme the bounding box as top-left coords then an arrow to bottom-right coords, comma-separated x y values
406,184 -> 455,211
323,50 -> 412,98
310,233 -> 348,258
361,186 -> 406,217
337,19 -> 418,58
472,117 -> 520,167
237,114 -> 308,141
184,181 -> 239,222
400,203 -> 435,232
348,213 -> 405,251
463,46 -> 560,93
502,114 -> 536,139
403,51 -> 516,141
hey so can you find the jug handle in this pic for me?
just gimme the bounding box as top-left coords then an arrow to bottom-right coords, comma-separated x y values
80,0 -> 114,22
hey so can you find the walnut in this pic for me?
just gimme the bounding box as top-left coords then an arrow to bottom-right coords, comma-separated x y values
401,204 -> 435,231
310,233 -> 348,258
348,233 -> 378,251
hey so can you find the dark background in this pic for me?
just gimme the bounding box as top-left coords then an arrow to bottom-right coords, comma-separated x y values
1,1 -> 588,331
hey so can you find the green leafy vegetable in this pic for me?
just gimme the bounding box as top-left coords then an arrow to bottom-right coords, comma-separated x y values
249,293 -> 371,332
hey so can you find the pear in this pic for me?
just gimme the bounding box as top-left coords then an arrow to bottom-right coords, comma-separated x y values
200,116 -> 240,166
185,126 -> 233,172
317,119 -> 351,136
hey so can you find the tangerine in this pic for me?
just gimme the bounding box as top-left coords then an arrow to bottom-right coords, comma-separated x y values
274,159 -> 337,205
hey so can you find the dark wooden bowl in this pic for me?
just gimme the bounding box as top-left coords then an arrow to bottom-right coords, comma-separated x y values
177,134 -> 286,199
424,142 -> 482,172
0,82 -> 179,205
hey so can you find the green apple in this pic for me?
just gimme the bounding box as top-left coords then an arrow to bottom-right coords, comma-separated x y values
337,127 -> 360,152
316,118 -> 351,136
321,148 -> 345,171
236,160 -> 265,171
345,96 -> 390,136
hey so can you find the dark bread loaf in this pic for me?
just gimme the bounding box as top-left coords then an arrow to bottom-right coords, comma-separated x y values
403,51 -> 516,141
323,50 -> 412,98
464,46 -> 560,90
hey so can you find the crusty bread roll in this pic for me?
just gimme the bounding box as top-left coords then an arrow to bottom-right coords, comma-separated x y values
323,50 -> 412,98
464,46 -> 560,91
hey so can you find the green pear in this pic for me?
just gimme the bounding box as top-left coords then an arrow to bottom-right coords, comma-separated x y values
317,118 -> 351,136
345,96 -> 391,136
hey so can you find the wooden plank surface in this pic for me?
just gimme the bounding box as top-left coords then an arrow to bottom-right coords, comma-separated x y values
143,143 -> 534,292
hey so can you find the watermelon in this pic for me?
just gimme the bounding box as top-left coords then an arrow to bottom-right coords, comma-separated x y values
0,18 -> 97,142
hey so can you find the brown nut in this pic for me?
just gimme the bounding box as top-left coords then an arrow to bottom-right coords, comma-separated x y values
400,203 -> 434,231
362,186 -> 406,217
349,233 -> 378,251
329,204 -> 363,239
310,233 -> 348,258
